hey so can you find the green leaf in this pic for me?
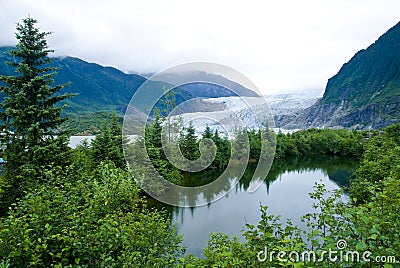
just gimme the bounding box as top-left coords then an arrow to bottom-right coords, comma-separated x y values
356,241 -> 367,251
369,233 -> 378,240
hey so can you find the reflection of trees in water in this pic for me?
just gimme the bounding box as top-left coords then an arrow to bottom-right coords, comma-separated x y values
163,155 -> 359,220
238,155 -> 359,192
179,155 -> 359,193
174,165 -> 246,207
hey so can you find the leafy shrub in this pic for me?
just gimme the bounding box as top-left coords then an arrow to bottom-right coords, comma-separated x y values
0,162 -> 183,267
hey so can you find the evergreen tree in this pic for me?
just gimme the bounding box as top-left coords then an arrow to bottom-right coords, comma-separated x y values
91,114 -> 127,169
179,123 -> 199,161
212,129 -> 231,169
248,129 -> 261,160
199,126 -> 216,168
161,87 -> 176,142
141,110 -> 182,186
0,17 -> 74,208
231,128 -> 250,161
145,110 -> 163,148
202,126 -> 213,139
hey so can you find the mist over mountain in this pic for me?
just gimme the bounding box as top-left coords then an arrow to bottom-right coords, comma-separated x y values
0,47 -> 257,133
2,18 -> 399,134
154,71 -> 259,98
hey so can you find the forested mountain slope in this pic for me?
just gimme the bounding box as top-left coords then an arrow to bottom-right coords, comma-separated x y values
295,21 -> 400,129
0,46 -> 256,133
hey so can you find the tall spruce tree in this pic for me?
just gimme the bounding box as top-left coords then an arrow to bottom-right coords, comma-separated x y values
179,123 -> 199,161
91,114 -> 127,169
0,17 -> 73,207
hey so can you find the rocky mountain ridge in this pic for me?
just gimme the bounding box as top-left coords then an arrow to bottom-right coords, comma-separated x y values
285,21 -> 400,129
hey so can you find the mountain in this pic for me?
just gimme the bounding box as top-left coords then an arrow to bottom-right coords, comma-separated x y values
155,71 -> 259,98
1,46 -> 146,111
267,90 -> 322,130
291,21 -> 400,129
0,46 -> 149,133
0,46 -> 257,134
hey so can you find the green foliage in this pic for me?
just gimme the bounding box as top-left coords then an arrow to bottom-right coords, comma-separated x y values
145,111 -> 163,148
231,129 -> 250,162
211,129 -> 231,169
197,233 -> 252,267
181,123 -> 400,267
0,162 -> 184,267
323,22 -> 400,107
206,127 -> 365,167
179,123 -> 200,161
275,128 -> 364,158
385,122 -> 400,145
144,111 -> 182,185
309,22 -> 400,128
350,123 -> 400,203
248,129 -> 262,160
184,177 -> 400,267
0,38 -> 386,266
0,17 -> 74,212
160,88 -> 181,144
301,177 -> 400,267
124,110 -> 182,194
62,111 -> 117,135
90,114 -> 127,169
0,20 -> 184,267
180,206 -> 306,267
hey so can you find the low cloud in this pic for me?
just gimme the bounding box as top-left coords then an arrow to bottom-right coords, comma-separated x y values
1,0 -> 399,94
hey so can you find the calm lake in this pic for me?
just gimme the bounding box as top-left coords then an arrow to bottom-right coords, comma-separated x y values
157,156 -> 359,257
68,136 -> 359,257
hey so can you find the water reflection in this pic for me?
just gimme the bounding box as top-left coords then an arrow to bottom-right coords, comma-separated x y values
182,155 -> 357,193
152,155 -> 359,257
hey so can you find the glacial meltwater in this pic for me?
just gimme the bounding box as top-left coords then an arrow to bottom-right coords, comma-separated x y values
158,155 -> 359,257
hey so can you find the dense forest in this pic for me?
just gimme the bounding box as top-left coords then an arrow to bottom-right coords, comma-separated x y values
0,18 -> 399,267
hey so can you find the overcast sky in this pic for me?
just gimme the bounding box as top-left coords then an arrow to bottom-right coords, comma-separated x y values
1,0 -> 399,94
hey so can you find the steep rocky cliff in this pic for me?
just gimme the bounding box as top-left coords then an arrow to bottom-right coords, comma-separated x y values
289,21 -> 400,129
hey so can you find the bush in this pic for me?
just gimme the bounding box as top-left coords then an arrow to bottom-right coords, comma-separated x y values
0,162 -> 183,267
